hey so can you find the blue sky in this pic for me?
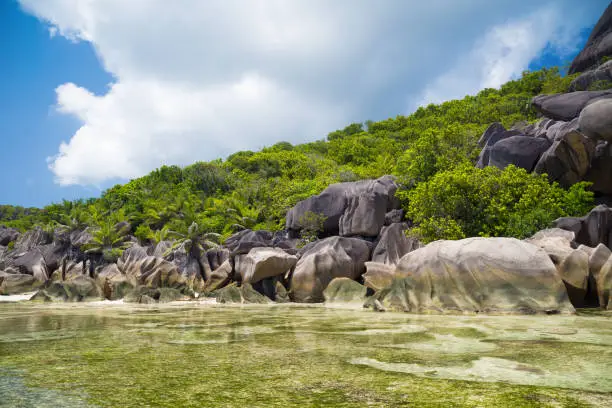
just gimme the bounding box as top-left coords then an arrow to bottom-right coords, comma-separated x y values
1,0 -> 609,208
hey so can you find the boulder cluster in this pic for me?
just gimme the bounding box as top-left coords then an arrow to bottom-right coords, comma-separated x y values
2,175 -> 612,314
476,4 -> 612,198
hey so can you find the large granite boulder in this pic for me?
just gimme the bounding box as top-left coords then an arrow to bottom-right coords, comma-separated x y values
118,245 -> 187,290
585,140 -> 612,194
12,227 -> 52,254
363,262 -> 396,292
224,229 -> 274,255
578,98 -> 612,142
569,3 -> 612,74
96,263 -> 133,300
285,176 -> 400,238
289,236 -> 371,303
532,91 -> 612,121
372,238 -> 574,314
203,260 -> 233,293
475,123 -> 521,168
323,277 -> 367,304
216,283 -> 272,304
570,60 -> 612,91
526,229 -> 590,307
533,130 -> 594,188
488,136 -> 551,172
239,247 -> 298,284
371,223 -> 421,265
32,276 -> 103,302
554,205 -> 612,249
0,227 -> 20,246
0,271 -> 43,295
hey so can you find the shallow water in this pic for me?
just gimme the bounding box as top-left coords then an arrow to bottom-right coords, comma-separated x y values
0,301 -> 611,407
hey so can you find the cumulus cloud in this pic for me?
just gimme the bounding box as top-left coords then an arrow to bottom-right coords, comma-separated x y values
19,0 -> 604,185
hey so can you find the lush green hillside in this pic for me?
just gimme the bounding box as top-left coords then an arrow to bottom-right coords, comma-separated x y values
0,67 -> 595,244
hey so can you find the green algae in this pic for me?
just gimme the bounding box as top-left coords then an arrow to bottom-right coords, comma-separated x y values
0,302 -> 611,407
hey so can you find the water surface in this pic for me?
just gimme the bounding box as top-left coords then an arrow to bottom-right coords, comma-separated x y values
1,301 -> 611,407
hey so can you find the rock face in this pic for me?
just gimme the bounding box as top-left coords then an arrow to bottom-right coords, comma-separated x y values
0,227 -> 20,246
117,246 -> 187,290
285,176 -> 400,238
371,223 -> 421,265
554,205 -> 612,249
579,98 -> 612,142
475,123 -> 521,168
224,230 -> 274,255
532,91 -> 612,122
489,136 -> 551,172
374,238 -> 574,314
569,3 -> 612,74
290,236 -> 371,303
363,262 -> 396,292
570,60 -> 612,91
0,271 -> 43,295
533,131 -> 594,188
239,247 -> 297,284
526,229 -> 591,307
32,276 -> 102,302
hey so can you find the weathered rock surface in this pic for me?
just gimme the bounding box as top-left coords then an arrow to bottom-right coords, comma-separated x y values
286,176 -> 399,237
371,223 -> 420,266
475,123 -> 521,168
363,262 -> 396,292
290,236 -> 371,303
216,283 -> 271,304
578,98 -> 612,142
569,3 -> 612,74
224,229 -> 274,254
323,277 -> 367,304
0,227 -> 20,246
570,60 -> 612,91
32,276 -> 102,302
118,246 -> 187,290
203,260 -> 233,293
0,271 -> 43,295
532,91 -> 612,121
554,205 -> 612,249
526,229 -> 591,307
373,238 -> 574,314
489,136 -> 551,172
533,130 -> 594,188
239,247 -> 298,284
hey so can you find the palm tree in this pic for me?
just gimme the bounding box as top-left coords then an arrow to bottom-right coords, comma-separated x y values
167,222 -> 220,255
83,221 -> 132,271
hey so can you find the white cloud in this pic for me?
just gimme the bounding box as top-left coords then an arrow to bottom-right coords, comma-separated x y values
412,6 -> 589,109
18,0 -> 604,185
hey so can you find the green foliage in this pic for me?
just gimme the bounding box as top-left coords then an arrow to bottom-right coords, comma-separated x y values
401,165 -> 594,243
0,67 -> 597,244
83,221 -> 132,263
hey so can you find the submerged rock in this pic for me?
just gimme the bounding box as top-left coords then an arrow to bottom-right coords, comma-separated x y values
373,237 -> 574,314
215,283 -> 271,304
32,276 -> 103,302
323,277 -> 367,304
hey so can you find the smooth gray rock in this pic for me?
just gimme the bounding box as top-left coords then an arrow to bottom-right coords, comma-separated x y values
554,205 -> 612,249
579,98 -> 612,142
286,176 -> 399,237
533,130 -> 594,188
585,141 -> 612,194
475,125 -> 522,168
532,91 -> 612,121
373,238 -> 574,314
569,3 -> 612,74
290,236 -> 372,303
570,60 -> 612,91
0,227 -> 20,246
489,135 -> 551,172
384,209 -> 404,226
224,229 -> 274,254
240,247 -> 298,284
371,223 -> 421,266
0,271 -> 42,295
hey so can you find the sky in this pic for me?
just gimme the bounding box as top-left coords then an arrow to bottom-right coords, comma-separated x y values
0,0 -> 609,208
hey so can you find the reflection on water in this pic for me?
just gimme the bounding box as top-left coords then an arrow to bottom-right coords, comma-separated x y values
0,302 -> 611,407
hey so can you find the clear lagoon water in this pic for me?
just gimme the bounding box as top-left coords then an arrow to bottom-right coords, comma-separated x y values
1,301 -> 611,407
